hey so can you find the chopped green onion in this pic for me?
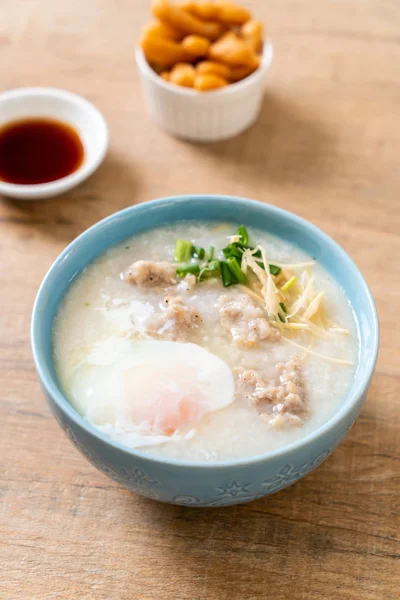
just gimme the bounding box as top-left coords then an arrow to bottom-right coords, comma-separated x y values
221,261 -> 238,287
278,302 -> 287,322
226,257 -> 247,284
176,264 -> 200,277
222,239 -> 262,262
192,245 -> 205,260
281,275 -> 297,292
175,239 -> 192,262
208,246 -> 215,261
223,244 -> 242,259
198,260 -> 220,282
254,260 -> 281,276
269,264 -> 281,276
235,225 -> 249,245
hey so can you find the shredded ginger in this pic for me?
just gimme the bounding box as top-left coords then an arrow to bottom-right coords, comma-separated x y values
237,245 -> 352,365
241,246 -> 281,321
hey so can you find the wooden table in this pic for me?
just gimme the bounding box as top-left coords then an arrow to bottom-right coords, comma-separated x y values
1,1 -> 399,598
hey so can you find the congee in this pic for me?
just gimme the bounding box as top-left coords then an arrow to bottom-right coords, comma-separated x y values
53,222 -> 358,461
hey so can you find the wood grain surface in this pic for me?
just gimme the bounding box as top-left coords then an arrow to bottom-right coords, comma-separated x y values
1,1 -> 399,599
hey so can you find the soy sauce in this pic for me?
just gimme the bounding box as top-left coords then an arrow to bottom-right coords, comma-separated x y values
0,118 -> 84,185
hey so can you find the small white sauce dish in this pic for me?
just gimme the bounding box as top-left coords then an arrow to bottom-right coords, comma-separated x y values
135,41 -> 273,143
0,87 -> 108,200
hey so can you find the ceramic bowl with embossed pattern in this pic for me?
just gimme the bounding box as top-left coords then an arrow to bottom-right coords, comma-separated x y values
31,196 -> 379,506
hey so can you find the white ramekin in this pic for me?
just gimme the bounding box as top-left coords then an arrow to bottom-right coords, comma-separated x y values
135,42 -> 273,143
0,87 -> 108,200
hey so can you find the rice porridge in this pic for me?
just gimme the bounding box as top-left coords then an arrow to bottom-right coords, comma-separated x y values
52,222 -> 359,461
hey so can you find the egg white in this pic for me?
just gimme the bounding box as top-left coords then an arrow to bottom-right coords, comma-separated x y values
68,338 -> 235,448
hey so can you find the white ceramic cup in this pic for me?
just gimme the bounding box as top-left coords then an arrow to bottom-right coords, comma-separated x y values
0,87 -> 108,200
135,41 -> 273,143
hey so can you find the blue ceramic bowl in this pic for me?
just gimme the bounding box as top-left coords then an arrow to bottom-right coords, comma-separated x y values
31,195 -> 379,507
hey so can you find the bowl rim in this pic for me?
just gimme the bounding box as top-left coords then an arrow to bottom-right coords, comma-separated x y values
31,195 -> 379,469
0,86 -> 109,198
135,40 -> 273,97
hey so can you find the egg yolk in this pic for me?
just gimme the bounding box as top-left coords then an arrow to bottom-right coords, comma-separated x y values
154,392 -> 200,436
123,367 -> 203,436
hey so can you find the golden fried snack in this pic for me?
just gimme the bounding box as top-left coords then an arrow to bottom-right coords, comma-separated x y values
196,60 -> 230,79
241,19 -> 264,53
208,31 -> 260,68
216,1 -> 251,26
142,20 -> 184,41
140,33 -> 195,68
228,63 -> 258,82
182,1 -> 250,25
181,34 -> 210,57
194,73 -> 228,90
140,1 -> 265,90
180,1 -> 220,21
152,0 -> 222,40
169,62 -> 196,86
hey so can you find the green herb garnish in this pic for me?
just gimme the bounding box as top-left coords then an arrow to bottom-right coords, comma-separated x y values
175,239 -> 192,263
176,264 -> 200,277
269,264 -> 281,276
278,302 -> 287,322
223,240 -> 261,262
236,225 -> 249,245
226,256 -> 247,284
220,261 -> 238,287
173,226 -> 279,290
192,245 -> 205,260
254,260 -> 281,276
251,247 -> 262,258
198,260 -> 220,282
223,244 -> 243,260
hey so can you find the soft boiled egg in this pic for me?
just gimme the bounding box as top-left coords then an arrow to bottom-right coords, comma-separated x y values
68,338 -> 235,448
